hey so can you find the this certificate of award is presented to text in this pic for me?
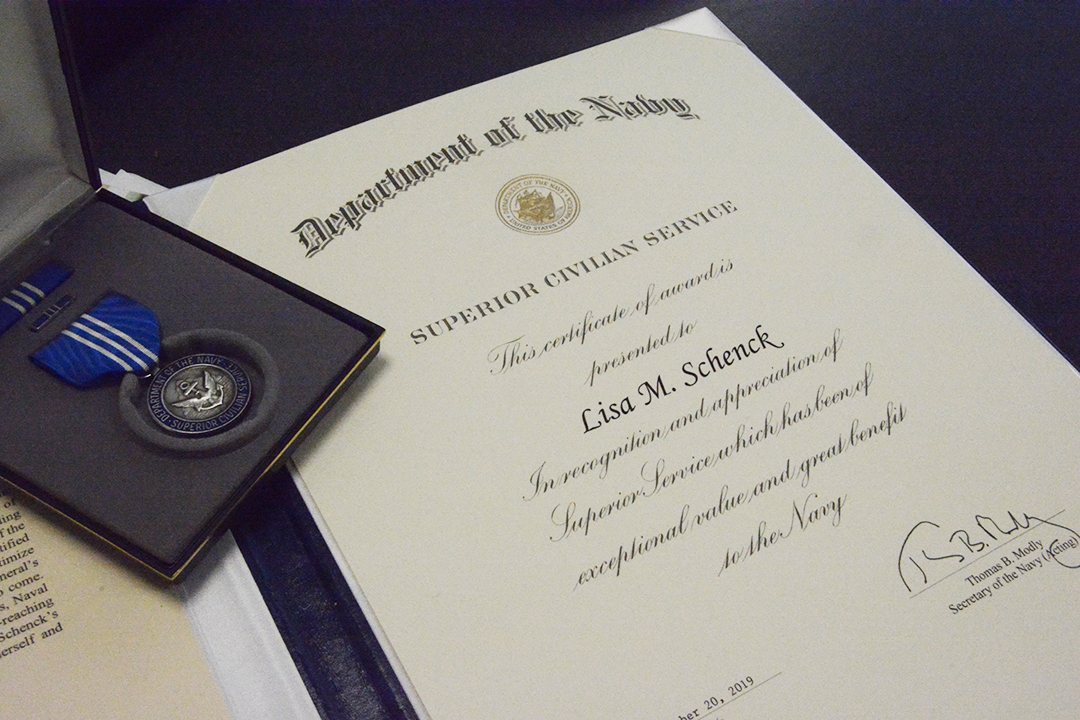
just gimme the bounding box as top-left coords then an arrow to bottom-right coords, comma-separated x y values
189,13 -> 1080,719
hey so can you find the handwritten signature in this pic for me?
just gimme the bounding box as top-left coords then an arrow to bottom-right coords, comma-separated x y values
898,510 -> 1080,591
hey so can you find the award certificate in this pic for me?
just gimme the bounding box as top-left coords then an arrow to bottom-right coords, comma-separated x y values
189,16 -> 1080,719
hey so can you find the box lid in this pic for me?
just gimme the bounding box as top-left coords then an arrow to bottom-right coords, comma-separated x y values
0,0 -> 95,261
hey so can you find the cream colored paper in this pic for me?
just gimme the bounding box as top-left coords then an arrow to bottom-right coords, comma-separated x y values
0,491 -> 231,720
190,22 -> 1080,719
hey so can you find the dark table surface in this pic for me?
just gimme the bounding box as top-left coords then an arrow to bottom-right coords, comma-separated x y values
51,3 -> 1080,718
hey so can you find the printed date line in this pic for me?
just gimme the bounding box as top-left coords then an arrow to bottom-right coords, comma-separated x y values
673,671 -> 781,720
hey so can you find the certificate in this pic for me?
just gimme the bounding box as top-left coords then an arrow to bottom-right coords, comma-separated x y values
188,13 -> 1080,718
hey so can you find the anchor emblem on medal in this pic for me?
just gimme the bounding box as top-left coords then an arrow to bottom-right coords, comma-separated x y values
146,355 -> 251,436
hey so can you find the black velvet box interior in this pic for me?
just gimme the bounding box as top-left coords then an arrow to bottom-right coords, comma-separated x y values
0,194 -> 382,579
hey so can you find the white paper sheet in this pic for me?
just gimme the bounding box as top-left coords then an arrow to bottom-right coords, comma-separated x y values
181,532 -> 321,720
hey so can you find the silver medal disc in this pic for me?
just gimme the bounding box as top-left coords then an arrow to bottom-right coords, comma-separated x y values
147,353 -> 251,435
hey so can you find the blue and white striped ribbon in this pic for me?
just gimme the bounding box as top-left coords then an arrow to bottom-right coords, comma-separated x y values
0,262 -> 72,335
31,294 -> 160,388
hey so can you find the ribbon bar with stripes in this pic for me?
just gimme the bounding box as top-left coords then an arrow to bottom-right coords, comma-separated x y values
0,262 -> 72,335
32,294 -> 161,388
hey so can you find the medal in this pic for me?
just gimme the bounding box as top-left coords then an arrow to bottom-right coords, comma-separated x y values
32,293 -> 258,441
146,354 -> 251,436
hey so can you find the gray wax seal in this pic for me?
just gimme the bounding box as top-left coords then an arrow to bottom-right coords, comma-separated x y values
147,353 -> 251,435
